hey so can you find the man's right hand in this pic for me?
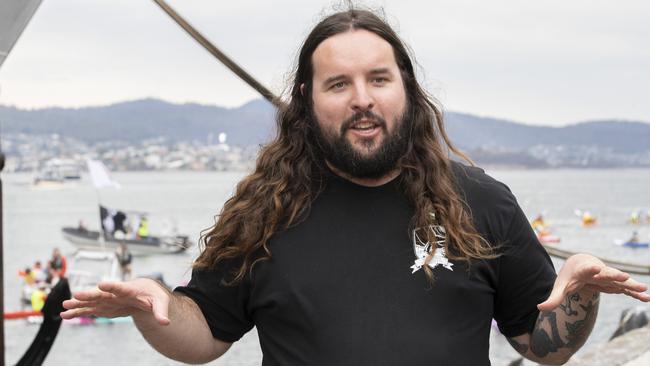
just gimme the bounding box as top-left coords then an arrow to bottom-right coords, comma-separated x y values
61,278 -> 171,325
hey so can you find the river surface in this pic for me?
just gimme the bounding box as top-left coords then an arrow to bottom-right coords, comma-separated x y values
4,169 -> 650,365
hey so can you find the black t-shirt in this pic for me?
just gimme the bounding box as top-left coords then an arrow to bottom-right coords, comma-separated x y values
175,163 -> 556,365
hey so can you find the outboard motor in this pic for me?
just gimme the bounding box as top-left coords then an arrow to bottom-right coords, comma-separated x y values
175,235 -> 192,250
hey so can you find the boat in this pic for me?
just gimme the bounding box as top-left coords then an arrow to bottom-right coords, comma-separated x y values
60,160 -> 194,254
531,214 -> 561,244
33,158 -> 82,185
614,240 -> 649,249
10,250 -> 167,326
62,225 -> 191,255
575,209 -> 597,227
15,250 -> 132,325
537,234 -> 561,244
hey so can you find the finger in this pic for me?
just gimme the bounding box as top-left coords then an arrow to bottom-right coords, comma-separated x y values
577,265 -> 602,279
623,288 -> 650,302
538,282 -> 568,311
60,307 -> 98,319
73,288 -> 116,302
592,267 -> 629,283
617,278 -> 648,293
71,288 -> 104,301
591,278 -> 647,294
62,299 -> 82,310
98,281 -> 135,297
62,299 -> 100,310
151,295 -> 170,326
593,285 -> 624,294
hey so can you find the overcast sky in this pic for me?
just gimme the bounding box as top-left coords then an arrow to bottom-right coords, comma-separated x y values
0,0 -> 648,126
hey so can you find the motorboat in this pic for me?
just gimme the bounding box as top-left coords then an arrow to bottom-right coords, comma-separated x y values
62,226 -> 192,255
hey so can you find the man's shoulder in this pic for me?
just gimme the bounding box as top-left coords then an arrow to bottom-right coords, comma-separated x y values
449,160 -> 516,208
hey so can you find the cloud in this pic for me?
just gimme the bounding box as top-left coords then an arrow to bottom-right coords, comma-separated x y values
0,0 -> 648,125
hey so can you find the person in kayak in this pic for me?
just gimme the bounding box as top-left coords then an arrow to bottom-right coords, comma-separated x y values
62,7 -> 650,366
628,231 -> 640,244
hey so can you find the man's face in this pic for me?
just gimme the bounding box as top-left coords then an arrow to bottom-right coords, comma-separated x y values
309,30 -> 409,179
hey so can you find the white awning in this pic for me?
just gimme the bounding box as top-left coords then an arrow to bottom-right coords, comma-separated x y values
0,0 -> 43,68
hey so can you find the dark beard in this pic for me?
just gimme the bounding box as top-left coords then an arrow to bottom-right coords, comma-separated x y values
310,105 -> 411,179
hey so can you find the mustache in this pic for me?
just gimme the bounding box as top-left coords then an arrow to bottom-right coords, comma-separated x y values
340,111 -> 387,133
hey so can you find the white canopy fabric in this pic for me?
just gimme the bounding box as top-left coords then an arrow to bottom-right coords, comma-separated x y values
0,0 -> 43,68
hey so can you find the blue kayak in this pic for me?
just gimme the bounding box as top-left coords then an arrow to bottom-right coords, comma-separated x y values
613,239 -> 649,248
615,241 -> 650,248
622,242 -> 649,249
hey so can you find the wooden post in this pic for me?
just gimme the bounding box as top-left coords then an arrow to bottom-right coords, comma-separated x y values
1,151 -> 5,364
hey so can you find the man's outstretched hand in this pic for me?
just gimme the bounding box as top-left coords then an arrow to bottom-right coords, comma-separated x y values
538,253 -> 650,312
61,278 -> 171,325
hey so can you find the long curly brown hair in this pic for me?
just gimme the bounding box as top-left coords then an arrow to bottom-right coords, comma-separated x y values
194,9 -> 496,283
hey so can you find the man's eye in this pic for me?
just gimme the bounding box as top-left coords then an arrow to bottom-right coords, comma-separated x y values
331,82 -> 346,89
373,77 -> 387,84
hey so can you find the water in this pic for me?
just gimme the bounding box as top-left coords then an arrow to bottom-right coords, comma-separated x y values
3,169 -> 650,365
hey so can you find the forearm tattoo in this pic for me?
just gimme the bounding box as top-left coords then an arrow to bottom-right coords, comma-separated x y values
507,337 -> 529,354
507,290 -> 599,363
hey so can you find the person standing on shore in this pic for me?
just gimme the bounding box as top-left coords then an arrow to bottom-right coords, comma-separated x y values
62,7 -> 650,365
116,243 -> 133,281
47,247 -> 67,282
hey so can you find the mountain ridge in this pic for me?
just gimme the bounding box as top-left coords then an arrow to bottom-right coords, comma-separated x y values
1,98 -> 649,155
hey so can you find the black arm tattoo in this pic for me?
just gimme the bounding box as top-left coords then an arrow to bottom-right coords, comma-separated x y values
508,290 -> 600,363
559,293 -> 580,316
564,294 -> 599,349
506,337 -> 529,354
530,311 -> 564,357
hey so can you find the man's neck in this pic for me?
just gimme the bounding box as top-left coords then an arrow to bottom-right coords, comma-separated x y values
326,162 -> 400,187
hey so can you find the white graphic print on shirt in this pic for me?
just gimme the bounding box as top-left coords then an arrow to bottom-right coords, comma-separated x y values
410,222 -> 453,274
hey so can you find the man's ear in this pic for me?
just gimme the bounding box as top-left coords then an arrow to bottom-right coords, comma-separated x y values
300,83 -> 305,97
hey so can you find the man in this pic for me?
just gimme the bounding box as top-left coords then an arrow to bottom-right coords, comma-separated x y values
61,9 -> 649,365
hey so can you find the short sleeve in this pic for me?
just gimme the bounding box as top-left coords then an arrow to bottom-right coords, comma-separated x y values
174,262 -> 254,342
493,202 -> 557,337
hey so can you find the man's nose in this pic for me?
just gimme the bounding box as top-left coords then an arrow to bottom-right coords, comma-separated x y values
350,83 -> 375,112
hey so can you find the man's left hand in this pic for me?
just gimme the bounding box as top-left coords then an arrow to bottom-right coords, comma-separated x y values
538,253 -> 650,311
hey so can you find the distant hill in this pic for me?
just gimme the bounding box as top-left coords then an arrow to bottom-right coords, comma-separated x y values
2,98 -> 649,155
444,113 -> 650,154
0,98 -> 276,146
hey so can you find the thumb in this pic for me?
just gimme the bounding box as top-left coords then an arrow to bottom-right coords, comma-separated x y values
537,281 -> 567,312
151,293 -> 171,326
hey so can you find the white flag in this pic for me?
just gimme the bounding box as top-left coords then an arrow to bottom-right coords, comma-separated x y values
86,159 -> 121,189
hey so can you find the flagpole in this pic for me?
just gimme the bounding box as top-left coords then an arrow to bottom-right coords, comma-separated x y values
95,187 -> 106,250
86,159 -> 121,251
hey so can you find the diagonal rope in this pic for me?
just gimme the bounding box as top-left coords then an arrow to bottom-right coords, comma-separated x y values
151,0 -> 283,109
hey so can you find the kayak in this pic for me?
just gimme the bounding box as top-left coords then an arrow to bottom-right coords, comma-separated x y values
25,315 -> 132,326
538,235 -> 561,244
614,240 -> 649,249
4,310 -> 41,320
